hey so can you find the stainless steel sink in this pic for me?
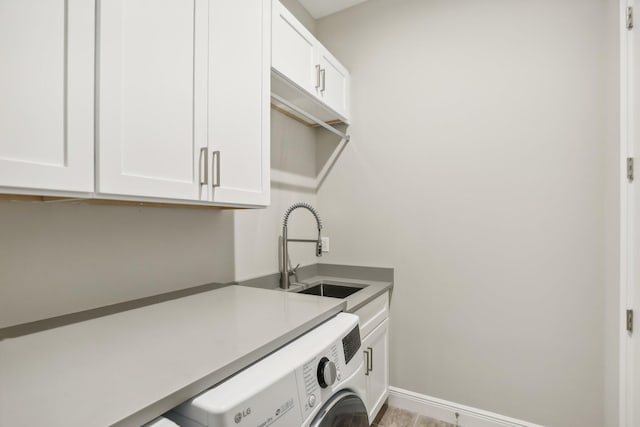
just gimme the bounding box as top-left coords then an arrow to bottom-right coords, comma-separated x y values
296,281 -> 365,299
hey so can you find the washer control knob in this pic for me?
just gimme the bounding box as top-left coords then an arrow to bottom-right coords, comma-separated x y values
308,394 -> 316,407
317,357 -> 337,388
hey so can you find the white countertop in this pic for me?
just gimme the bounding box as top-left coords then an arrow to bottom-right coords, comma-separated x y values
0,285 -> 345,427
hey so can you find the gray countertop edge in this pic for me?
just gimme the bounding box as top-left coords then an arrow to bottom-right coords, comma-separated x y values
114,297 -> 346,427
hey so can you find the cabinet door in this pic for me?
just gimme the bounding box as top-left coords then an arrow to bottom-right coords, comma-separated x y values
0,0 -> 94,193
317,46 -> 350,121
272,0 -> 317,95
97,0 -> 208,200
363,318 -> 389,420
208,0 -> 270,206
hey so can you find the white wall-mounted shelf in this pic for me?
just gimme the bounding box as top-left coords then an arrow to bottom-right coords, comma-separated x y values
270,93 -> 350,192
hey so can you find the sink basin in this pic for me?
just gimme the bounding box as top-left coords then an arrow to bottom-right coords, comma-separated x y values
297,281 -> 365,299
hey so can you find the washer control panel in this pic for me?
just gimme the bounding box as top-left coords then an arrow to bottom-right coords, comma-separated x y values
317,357 -> 336,388
342,325 -> 361,364
297,342 -> 345,418
289,314 -> 363,423
302,358 -> 320,408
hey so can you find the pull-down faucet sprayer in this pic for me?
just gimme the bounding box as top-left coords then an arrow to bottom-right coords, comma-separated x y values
281,203 -> 323,289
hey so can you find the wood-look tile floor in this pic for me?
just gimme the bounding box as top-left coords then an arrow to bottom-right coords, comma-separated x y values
372,404 -> 455,427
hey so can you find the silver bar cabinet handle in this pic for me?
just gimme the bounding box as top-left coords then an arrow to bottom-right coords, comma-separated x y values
320,68 -> 326,93
212,150 -> 221,188
364,350 -> 370,376
199,147 -> 208,185
315,64 -> 321,89
367,347 -> 373,372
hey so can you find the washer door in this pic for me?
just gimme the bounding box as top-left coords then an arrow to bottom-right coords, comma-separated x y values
309,390 -> 369,427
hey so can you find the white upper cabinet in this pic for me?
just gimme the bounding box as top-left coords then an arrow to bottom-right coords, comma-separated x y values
0,0 -> 94,193
272,0 -> 317,95
208,0 -> 270,206
97,0 -> 269,206
0,0 -> 269,207
271,0 -> 350,123
317,46 -> 350,120
97,0 -> 208,201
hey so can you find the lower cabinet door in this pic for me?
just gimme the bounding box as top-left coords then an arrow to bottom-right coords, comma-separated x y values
363,318 -> 389,420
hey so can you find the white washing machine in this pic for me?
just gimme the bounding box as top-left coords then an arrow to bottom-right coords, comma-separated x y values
143,416 -> 180,427
165,313 -> 368,427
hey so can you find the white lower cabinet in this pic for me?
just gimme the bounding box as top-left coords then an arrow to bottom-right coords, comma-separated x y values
363,318 -> 389,420
355,291 -> 390,421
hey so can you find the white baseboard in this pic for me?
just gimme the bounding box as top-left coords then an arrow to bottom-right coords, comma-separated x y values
387,387 -> 545,427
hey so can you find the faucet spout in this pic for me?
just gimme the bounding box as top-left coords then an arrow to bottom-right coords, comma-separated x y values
280,203 -> 323,290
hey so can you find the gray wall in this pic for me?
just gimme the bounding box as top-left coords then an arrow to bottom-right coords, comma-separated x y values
0,201 -> 235,327
315,0 -> 617,425
234,110 -> 322,281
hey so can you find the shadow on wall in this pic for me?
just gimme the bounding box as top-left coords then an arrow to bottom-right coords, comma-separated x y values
231,109 -> 325,282
271,109 -> 345,193
0,200 -> 235,329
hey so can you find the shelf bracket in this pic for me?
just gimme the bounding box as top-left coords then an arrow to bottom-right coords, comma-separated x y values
270,93 -> 350,191
270,93 -> 350,142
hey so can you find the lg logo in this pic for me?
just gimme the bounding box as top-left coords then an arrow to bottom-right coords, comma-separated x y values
234,408 -> 251,424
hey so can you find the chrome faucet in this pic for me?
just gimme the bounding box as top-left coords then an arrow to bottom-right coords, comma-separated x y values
281,203 -> 323,289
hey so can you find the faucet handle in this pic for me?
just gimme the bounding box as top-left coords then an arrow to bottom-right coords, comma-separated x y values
288,263 -> 300,283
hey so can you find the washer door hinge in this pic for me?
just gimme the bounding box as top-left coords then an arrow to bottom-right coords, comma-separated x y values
628,157 -> 634,182
628,6 -> 634,30
627,309 -> 634,333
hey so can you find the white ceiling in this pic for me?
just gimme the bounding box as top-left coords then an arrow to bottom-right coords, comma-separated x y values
298,0 -> 369,19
